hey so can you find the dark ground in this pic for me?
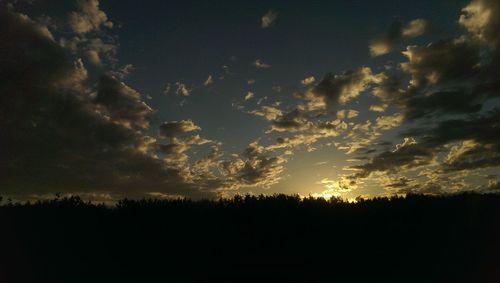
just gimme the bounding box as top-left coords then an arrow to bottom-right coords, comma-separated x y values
1,193 -> 499,282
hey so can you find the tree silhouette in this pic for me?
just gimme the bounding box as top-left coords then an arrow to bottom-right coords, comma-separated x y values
0,193 -> 499,282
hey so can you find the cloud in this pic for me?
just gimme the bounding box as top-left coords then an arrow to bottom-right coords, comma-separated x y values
401,19 -> 427,38
406,108 -> 500,169
61,9 -> 119,67
253,59 -> 272,69
384,176 -> 415,190
371,72 -> 405,108
159,135 -> 212,165
0,9 -> 225,200
0,1 -> 299,201
250,105 -> 283,121
370,18 -> 427,56
69,0 -> 113,34
220,142 -> 287,189
94,75 -> 153,130
488,180 -> 500,191
163,83 -> 171,96
369,36 -> 486,121
86,38 -> 117,65
0,10 -> 162,197
375,113 -> 404,130
265,121 -> 346,152
369,105 -> 387,112
304,67 -> 375,110
4,0 -> 500,200
261,10 -> 278,28
336,109 -> 359,120
313,120 -> 348,136
459,0 -> 500,45
158,120 -> 201,139
203,75 -> 213,86
269,107 -> 311,133
108,64 -> 135,79
86,50 -> 101,65
312,178 -> 353,198
175,82 -> 191,96
245,91 -> 255,101
354,107 -> 500,188
265,135 -> 321,151
351,138 -> 435,178
301,76 -> 316,86
401,39 -> 480,89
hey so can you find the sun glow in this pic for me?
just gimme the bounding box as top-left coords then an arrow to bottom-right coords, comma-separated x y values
310,178 -> 355,200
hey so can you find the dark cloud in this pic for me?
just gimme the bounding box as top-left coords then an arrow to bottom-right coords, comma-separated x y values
405,90 -> 483,120
371,72 -> 405,108
220,142 -> 286,189
401,38 -> 484,120
397,182 -> 446,195
371,36 -> 491,121
68,0 -> 113,34
270,107 -> 311,133
409,109 -> 500,172
158,135 -> 212,165
0,9 -> 220,200
365,4 -> 500,125
0,8 -> 290,199
401,39 -> 480,88
94,75 -> 153,130
351,138 -> 434,178
408,108 -> 500,148
305,67 -> 374,110
459,0 -> 500,101
443,143 -> 500,172
385,177 -> 414,189
354,107 -> 500,179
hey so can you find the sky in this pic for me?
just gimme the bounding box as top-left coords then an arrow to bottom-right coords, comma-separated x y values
1,0 -> 500,201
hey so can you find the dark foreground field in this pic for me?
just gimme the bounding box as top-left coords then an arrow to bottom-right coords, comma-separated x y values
1,193 -> 500,283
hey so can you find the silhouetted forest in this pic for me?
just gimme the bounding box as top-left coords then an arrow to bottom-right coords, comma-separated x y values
1,193 -> 500,282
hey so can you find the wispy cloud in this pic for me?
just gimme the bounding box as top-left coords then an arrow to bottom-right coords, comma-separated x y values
253,59 -> 271,69
203,75 -> 213,86
261,10 -> 278,28
244,91 -> 255,101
